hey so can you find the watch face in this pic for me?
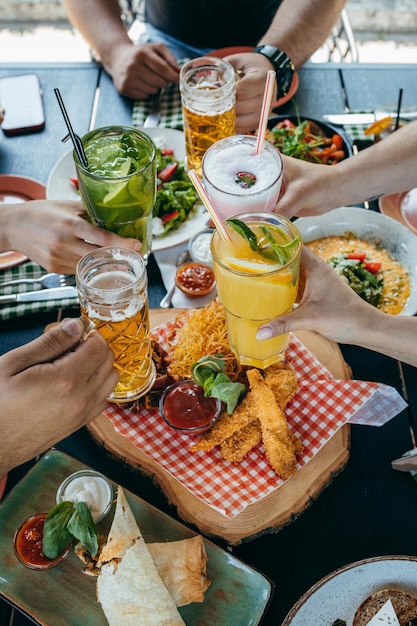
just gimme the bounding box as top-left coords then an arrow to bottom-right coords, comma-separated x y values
277,68 -> 294,98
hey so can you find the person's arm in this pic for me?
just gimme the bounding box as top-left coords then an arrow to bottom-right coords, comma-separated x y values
226,0 -> 345,132
257,247 -> 417,367
276,120 -> 417,219
63,0 -> 179,99
0,200 -> 142,274
0,318 -> 118,478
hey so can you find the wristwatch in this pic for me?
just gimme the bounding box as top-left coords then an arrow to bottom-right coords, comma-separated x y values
253,45 -> 295,99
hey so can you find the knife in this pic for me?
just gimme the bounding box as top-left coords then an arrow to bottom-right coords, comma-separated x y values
322,113 -> 375,125
0,286 -> 78,304
144,91 -> 162,128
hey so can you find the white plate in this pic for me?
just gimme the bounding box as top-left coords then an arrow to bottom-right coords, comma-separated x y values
46,128 -> 208,252
295,206 -> 417,316
282,555 -> 417,625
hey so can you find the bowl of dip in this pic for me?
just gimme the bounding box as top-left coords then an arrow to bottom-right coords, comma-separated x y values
188,228 -> 214,265
175,261 -> 216,297
14,512 -> 70,570
56,470 -> 113,523
159,380 -> 222,436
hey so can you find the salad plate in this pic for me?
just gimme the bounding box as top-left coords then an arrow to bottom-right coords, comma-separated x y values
46,128 -> 208,252
0,174 -> 46,270
0,449 -> 273,626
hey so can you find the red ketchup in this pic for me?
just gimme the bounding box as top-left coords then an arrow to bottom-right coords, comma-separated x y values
14,512 -> 69,570
175,262 -> 215,297
159,380 -> 221,435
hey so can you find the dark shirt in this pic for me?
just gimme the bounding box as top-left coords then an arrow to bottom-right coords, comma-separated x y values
144,0 -> 282,49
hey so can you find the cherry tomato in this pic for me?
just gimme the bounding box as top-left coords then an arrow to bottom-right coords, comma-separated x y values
347,253 -> 367,261
364,261 -> 382,274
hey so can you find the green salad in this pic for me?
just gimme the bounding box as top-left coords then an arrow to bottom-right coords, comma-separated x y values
152,148 -> 198,237
327,253 -> 384,307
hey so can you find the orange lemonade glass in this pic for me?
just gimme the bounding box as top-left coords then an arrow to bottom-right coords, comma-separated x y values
76,246 -> 155,403
211,212 -> 302,368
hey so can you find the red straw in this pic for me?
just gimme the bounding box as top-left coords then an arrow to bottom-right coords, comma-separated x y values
188,170 -> 232,242
255,70 -> 276,154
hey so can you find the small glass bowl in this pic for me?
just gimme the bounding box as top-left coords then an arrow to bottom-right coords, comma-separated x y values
14,512 -> 70,570
175,262 -> 216,298
56,470 -> 113,523
188,228 -> 214,265
159,380 -> 222,436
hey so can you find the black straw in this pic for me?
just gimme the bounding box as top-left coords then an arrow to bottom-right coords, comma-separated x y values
54,88 -> 89,168
394,88 -> 403,131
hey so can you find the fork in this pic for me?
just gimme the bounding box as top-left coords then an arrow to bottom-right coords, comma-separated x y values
0,273 -> 76,289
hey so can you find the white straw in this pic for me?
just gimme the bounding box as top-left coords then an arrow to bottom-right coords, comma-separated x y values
188,170 -> 232,242
255,70 -> 276,155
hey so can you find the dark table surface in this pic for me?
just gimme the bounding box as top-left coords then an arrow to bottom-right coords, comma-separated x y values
1,61 -> 417,626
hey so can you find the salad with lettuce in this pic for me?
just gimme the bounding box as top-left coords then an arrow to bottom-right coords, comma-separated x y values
152,147 -> 199,237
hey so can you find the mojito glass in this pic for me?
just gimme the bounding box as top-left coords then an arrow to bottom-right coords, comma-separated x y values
74,126 -> 156,263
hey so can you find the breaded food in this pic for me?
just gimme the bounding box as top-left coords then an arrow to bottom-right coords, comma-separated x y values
220,421 -> 262,462
190,393 -> 255,453
246,369 -> 302,478
263,363 -> 299,409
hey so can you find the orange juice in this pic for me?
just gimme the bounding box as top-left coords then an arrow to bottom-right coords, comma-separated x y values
211,213 -> 301,368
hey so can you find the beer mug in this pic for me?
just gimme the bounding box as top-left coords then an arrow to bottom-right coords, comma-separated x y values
179,56 -> 236,176
76,247 -> 155,403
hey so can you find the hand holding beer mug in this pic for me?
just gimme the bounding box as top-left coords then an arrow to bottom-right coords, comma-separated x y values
179,57 -> 236,176
76,247 -> 155,403
211,212 -> 302,369
73,126 -> 156,264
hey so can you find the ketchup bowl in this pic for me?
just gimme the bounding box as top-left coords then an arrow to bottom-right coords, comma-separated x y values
159,380 -> 222,436
175,262 -> 216,298
14,512 -> 70,570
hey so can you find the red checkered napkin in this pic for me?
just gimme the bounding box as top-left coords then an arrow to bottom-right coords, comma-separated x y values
104,319 -> 406,518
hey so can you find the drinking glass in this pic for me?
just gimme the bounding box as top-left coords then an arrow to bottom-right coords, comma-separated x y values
74,126 -> 156,264
179,56 -> 236,176
211,212 -> 302,368
202,134 -> 283,221
76,246 -> 155,403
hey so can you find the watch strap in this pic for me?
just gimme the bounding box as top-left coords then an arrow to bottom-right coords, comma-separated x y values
253,45 -> 295,99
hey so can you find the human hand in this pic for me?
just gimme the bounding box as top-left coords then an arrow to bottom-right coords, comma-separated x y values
3,200 -> 142,274
256,246 -> 383,346
0,318 -> 118,476
106,42 -> 180,99
224,52 -> 278,134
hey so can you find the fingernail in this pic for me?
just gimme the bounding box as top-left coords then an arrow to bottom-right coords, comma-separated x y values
256,326 -> 273,340
61,317 -> 82,336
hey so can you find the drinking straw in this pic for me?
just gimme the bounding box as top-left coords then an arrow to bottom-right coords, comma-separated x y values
54,88 -> 89,168
188,170 -> 232,242
394,87 -> 403,131
255,69 -> 276,155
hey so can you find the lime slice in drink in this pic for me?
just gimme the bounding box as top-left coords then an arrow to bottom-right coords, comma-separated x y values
103,180 -> 131,205
104,156 -> 133,178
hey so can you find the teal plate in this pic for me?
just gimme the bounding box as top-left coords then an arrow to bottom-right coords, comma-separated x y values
0,449 -> 273,625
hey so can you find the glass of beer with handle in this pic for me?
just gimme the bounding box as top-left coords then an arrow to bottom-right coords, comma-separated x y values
76,246 -> 156,403
211,212 -> 302,368
179,56 -> 236,176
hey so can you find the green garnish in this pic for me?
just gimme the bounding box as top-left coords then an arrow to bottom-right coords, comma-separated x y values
226,218 -> 300,264
191,354 -> 246,414
43,501 -> 98,560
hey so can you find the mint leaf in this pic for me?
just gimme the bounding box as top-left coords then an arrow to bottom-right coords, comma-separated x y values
226,218 -> 258,251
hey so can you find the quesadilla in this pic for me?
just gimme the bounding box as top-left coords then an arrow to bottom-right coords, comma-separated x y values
96,488 -> 185,625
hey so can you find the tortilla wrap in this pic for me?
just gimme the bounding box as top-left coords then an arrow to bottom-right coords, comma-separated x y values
148,536 -> 211,606
96,488 -> 185,626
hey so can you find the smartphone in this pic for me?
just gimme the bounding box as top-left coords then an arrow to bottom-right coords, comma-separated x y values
0,73 -> 45,136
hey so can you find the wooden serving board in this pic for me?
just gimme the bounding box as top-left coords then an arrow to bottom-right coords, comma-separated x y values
87,309 -> 351,545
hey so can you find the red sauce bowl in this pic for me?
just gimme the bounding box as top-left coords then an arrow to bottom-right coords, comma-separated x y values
159,380 -> 222,436
175,262 -> 216,297
14,512 -> 70,570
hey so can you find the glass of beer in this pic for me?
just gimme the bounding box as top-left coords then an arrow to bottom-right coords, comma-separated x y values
211,212 -> 302,368
74,126 -> 156,264
76,246 -> 156,403
179,57 -> 236,176
202,134 -> 283,221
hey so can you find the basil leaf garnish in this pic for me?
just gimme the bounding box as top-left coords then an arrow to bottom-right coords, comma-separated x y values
67,502 -> 98,556
191,354 -> 246,414
43,501 -> 73,559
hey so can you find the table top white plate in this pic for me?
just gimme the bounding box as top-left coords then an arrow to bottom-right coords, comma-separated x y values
46,128 -> 208,252
282,555 -> 417,626
295,206 -> 417,316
